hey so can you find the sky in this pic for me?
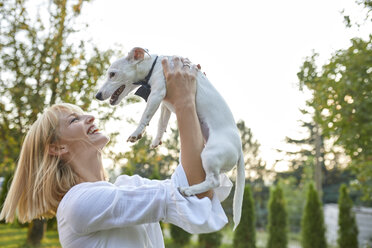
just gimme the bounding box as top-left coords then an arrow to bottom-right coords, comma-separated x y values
74,0 -> 370,170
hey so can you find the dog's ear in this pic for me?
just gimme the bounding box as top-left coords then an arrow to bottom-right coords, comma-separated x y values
127,47 -> 150,61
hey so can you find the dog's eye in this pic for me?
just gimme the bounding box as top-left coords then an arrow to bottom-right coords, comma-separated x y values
109,72 -> 116,79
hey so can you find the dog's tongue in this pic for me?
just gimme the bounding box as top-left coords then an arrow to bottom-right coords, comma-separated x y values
110,85 -> 125,105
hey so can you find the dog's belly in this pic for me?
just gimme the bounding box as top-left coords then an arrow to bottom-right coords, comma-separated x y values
161,72 -> 239,146
202,127 -> 241,168
194,74 -> 237,130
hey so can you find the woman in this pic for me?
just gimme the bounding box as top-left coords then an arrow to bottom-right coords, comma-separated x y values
0,57 -> 232,247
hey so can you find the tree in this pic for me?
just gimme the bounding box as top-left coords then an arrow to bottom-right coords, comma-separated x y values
122,132 -> 167,179
161,125 -> 181,177
266,184 -> 287,248
237,120 -> 271,229
301,183 -> 327,248
275,116 -> 326,233
297,1 -> 372,199
170,224 -> 191,247
275,109 -> 359,233
233,184 -> 256,248
0,0 -> 119,246
0,173 -> 12,223
120,124 -> 181,179
277,176 -> 307,233
198,231 -> 222,248
276,115 -> 326,193
338,184 -> 358,248
298,38 -> 372,200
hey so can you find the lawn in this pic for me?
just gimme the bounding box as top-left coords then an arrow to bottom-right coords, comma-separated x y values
0,223 -> 303,248
0,224 -> 60,248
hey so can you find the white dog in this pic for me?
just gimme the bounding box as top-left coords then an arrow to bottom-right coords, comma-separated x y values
96,47 -> 245,229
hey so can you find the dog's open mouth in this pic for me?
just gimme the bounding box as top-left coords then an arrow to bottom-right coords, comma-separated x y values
110,85 -> 126,105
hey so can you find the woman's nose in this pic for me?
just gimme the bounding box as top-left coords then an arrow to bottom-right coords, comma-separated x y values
85,115 -> 95,124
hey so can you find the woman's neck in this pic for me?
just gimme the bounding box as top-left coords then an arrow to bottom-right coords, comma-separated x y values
69,149 -> 106,183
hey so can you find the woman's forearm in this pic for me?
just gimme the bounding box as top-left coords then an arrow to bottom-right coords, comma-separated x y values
175,103 -> 213,199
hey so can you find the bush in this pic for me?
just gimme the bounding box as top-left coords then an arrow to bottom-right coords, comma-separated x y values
266,184 -> 287,248
233,184 -> 256,248
198,231 -> 222,248
301,183 -> 327,248
338,184 -> 358,248
170,224 -> 191,246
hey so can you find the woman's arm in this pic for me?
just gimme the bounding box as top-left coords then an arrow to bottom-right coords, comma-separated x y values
162,57 -> 213,199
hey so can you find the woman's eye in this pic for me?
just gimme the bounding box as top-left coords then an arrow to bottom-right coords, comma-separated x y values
70,117 -> 78,124
109,72 -> 115,79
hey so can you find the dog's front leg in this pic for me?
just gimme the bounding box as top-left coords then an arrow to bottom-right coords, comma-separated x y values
151,103 -> 171,148
127,88 -> 166,143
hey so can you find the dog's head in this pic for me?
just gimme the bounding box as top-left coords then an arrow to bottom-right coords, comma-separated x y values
95,47 -> 150,105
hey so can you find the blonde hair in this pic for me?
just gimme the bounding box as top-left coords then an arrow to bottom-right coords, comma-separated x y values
0,103 -> 86,223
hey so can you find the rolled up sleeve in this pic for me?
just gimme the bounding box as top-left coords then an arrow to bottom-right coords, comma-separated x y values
164,164 -> 232,234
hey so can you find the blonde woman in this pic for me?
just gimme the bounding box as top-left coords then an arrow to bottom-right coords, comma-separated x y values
0,57 -> 232,247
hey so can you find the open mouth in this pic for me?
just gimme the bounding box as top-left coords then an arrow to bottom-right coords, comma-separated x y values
87,125 -> 99,135
110,85 -> 126,105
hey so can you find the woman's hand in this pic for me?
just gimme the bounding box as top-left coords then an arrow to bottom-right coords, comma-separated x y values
162,57 -> 198,112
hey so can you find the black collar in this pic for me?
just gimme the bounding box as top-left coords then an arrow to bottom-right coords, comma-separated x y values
133,56 -> 158,102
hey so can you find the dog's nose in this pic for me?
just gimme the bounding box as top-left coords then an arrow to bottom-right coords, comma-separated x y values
96,92 -> 103,100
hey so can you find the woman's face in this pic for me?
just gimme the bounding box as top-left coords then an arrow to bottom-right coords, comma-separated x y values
57,110 -> 110,152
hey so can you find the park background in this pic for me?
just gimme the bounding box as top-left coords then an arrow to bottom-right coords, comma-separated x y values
0,0 -> 371,247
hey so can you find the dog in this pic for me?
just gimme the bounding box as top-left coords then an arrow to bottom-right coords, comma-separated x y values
96,47 -> 245,229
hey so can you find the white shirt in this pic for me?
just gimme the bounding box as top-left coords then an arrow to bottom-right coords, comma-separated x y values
56,164 -> 232,248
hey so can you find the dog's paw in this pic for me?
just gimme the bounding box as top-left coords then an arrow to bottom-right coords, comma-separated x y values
150,139 -> 162,149
178,187 -> 195,197
127,133 -> 142,143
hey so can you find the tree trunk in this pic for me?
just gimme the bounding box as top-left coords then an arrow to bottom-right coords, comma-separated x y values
27,219 -> 46,247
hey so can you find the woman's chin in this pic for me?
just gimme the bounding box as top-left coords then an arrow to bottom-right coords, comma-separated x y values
90,132 -> 110,149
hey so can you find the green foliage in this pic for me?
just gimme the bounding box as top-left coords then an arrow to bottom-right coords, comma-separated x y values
237,120 -> 271,230
338,184 -> 358,248
301,183 -> 327,248
342,0 -> 372,27
161,126 -> 181,176
275,117 -> 322,233
0,173 -> 12,221
0,0 -> 119,176
0,0 -> 121,245
170,224 -> 191,246
198,231 -> 222,248
122,133 -> 166,178
297,35 -> 372,200
118,125 -> 181,180
266,185 -> 287,248
276,116 -> 327,186
277,177 -> 306,233
233,184 -> 256,248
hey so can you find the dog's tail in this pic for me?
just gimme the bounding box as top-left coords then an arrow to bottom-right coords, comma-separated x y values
233,150 -> 245,230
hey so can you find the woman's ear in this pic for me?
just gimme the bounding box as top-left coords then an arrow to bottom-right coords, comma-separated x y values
48,144 -> 69,156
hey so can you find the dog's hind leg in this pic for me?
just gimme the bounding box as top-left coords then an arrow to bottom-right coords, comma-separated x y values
179,137 -> 239,196
179,172 -> 220,197
151,103 -> 171,148
179,148 -> 223,196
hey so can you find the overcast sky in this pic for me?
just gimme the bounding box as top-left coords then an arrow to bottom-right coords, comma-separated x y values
73,0 -> 371,170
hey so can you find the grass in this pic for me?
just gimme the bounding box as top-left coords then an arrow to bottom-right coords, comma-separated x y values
163,224 -> 302,248
0,223 -> 306,248
0,224 -> 61,248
